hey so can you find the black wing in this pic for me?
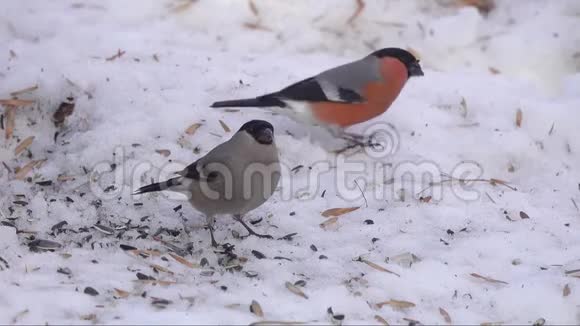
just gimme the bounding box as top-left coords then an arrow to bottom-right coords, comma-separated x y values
267,77 -> 364,103
178,160 -> 218,182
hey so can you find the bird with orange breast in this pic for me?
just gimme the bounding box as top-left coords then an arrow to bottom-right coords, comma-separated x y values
211,48 -> 424,149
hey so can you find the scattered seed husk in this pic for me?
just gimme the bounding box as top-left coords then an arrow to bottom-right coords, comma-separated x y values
470,272 -> 508,285
244,271 -> 258,278
53,102 -> 75,127
327,307 -> 345,325
50,221 -> 68,232
168,252 -> 200,268
14,136 -> 34,156
84,286 -> 99,296
200,270 -> 215,277
4,106 -> 15,139
402,317 -> 422,325
515,108 -> 523,128
285,281 -> 308,299
93,223 -> 114,235
57,267 -> 72,275
376,299 -> 416,310
200,257 -> 209,267
250,300 -> 264,317
10,85 -> 38,97
120,244 -> 137,251
519,211 -> 530,219
114,288 -> 130,298
252,250 -> 266,259
439,307 -> 452,324
219,119 -> 231,132
155,149 -> 171,157
0,99 -> 35,107
310,244 -> 318,252
321,207 -> 359,217
563,283 -> 571,297
151,297 -> 172,308
151,263 -> 174,275
57,175 -> 76,182
533,318 -> 546,326
320,216 -> 339,230
356,257 -> 400,277
294,280 -> 306,287
80,313 -> 96,321
388,252 -> 421,268
15,159 -> 45,180
374,315 -> 389,325
459,97 -> 468,118
277,232 -> 298,241
488,67 -> 500,74
185,123 -> 202,135
136,272 -> 155,281
565,268 -> 580,277
28,239 -> 62,250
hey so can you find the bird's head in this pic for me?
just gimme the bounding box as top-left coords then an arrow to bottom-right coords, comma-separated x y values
372,48 -> 424,78
238,120 -> 274,145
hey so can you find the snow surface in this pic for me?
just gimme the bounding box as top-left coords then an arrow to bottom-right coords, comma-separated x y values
1,0 -> 580,324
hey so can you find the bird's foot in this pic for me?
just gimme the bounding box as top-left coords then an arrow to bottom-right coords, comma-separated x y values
335,132 -> 382,154
233,215 -> 274,240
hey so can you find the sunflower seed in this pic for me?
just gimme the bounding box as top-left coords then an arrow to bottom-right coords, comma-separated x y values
250,300 -> 264,317
93,223 -> 114,235
57,267 -> 72,275
285,281 -> 308,299
277,232 -> 298,241
28,239 -> 62,251
151,297 -> 172,308
136,272 -> 155,281
83,286 -> 99,296
294,280 -> 306,287
252,250 -> 266,259
120,244 -> 137,251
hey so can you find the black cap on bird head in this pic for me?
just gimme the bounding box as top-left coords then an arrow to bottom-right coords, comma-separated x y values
371,47 -> 424,78
239,120 -> 274,145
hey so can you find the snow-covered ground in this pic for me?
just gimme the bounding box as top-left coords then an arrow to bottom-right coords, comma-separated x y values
1,0 -> 580,324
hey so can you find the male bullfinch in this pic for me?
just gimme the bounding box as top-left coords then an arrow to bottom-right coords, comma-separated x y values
134,120 -> 280,247
211,48 -> 423,147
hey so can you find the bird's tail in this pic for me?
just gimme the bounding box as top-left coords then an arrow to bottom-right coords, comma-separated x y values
133,177 -> 184,195
210,96 -> 285,108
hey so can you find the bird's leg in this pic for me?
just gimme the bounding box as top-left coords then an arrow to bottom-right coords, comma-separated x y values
233,215 -> 273,239
205,215 -> 220,247
208,225 -> 219,248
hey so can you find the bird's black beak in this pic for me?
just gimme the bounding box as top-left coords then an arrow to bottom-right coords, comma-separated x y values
409,61 -> 424,77
257,128 -> 273,144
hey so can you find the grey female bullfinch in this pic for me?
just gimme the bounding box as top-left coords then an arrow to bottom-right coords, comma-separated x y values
134,120 -> 281,247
